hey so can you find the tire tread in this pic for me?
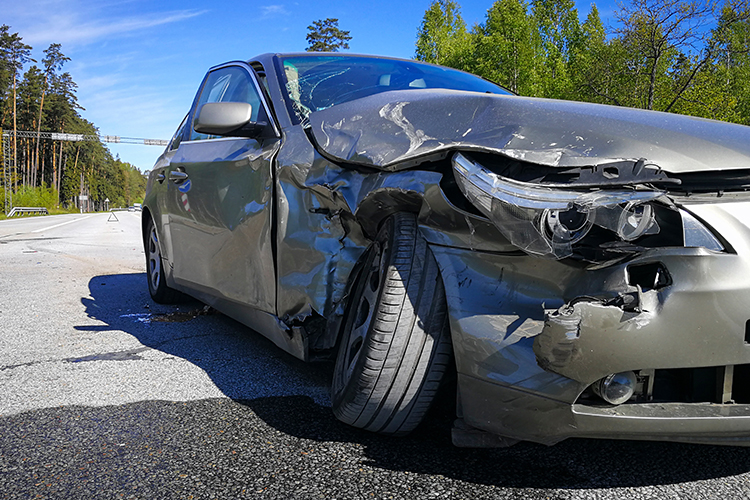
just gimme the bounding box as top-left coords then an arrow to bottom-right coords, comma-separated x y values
332,213 -> 452,436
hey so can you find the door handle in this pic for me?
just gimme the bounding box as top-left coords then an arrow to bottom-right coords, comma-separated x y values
169,170 -> 188,182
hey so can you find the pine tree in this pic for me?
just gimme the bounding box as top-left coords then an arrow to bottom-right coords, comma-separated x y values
305,18 -> 352,52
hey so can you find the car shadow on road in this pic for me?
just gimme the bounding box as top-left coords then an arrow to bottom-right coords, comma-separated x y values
81,273 -> 750,490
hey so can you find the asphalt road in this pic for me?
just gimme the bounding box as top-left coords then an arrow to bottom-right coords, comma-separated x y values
1,212 -> 750,499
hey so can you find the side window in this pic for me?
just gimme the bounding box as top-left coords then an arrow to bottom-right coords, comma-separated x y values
189,66 -> 266,141
168,114 -> 188,151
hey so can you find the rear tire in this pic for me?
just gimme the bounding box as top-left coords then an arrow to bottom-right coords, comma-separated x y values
332,213 -> 452,436
145,218 -> 182,304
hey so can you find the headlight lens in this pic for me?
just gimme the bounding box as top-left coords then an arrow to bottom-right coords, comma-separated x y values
541,207 -> 593,245
452,152 -> 666,259
680,209 -> 724,251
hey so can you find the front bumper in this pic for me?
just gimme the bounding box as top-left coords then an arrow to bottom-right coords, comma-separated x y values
427,201 -> 750,445
458,375 -> 750,446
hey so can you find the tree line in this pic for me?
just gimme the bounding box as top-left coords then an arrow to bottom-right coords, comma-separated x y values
415,0 -> 750,124
5,1 -> 750,212
0,25 -> 144,213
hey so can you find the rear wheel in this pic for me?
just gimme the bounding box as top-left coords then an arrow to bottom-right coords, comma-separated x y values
332,213 -> 452,436
145,218 -> 182,304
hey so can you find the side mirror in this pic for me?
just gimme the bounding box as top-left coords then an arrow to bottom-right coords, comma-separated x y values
193,102 -> 268,138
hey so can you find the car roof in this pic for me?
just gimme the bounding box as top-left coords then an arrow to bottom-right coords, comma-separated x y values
251,52 -> 424,63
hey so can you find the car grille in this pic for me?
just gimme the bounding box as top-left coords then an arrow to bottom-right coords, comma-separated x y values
578,365 -> 750,405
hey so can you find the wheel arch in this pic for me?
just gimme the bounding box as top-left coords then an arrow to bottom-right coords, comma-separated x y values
354,188 -> 423,240
141,206 -> 154,250
319,191 -> 430,353
141,207 -> 171,267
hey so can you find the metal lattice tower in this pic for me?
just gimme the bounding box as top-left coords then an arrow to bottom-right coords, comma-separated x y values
2,129 -> 12,213
2,129 -> 168,145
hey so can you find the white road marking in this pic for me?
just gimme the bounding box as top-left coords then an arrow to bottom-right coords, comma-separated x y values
31,215 -> 94,233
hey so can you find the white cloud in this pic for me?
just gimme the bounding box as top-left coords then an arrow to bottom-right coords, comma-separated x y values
260,5 -> 289,18
21,9 -> 207,47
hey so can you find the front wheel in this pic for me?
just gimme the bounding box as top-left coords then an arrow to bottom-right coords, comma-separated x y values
332,213 -> 452,436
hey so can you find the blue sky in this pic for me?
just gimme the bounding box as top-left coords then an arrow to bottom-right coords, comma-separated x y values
4,0 -> 618,172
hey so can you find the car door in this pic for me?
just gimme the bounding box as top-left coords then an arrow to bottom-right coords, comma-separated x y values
165,62 -> 279,314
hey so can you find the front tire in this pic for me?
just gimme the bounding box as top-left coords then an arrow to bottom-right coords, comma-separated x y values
332,213 -> 452,436
145,218 -> 182,304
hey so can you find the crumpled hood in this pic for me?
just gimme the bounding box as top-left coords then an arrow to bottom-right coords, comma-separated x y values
308,89 -> 750,173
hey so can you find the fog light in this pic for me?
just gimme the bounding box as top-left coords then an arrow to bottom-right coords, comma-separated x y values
592,371 -> 636,405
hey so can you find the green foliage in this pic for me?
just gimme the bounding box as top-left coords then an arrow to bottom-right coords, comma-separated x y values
42,44 -> 69,78
470,0 -> 541,95
0,25 -> 33,127
414,0 -> 750,126
306,18 -> 352,52
709,5 -> 750,124
415,1 -> 472,68
530,0 -> 581,98
567,5 -> 611,103
12,185 -> 58,209
18,66 -> 43,128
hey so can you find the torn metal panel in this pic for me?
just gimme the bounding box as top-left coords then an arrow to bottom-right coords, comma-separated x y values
432,239 -> 750,403
273,126 -> 522,343
309,89 -> 750,173
532,296 -> 662,384
429,245 -> 584,402
274,127 -> 368,332
530,247 -> 750,385
272,127 -> 454,346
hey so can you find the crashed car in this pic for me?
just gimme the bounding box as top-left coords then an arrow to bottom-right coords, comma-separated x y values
143,52 -> 750,447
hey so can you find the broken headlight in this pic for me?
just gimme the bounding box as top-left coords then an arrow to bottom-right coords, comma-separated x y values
452,152 -> 718,259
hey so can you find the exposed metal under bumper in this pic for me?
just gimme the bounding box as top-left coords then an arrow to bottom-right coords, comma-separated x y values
572,402 -> 750,446
459,375 -> 750,447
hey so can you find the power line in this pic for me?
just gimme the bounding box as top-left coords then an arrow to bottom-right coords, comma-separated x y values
2,129 -> 169,146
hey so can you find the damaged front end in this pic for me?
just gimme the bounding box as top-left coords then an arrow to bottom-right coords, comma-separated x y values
279,82 -> 750,446
145,53 -> 750,447
437,151 -> 750,446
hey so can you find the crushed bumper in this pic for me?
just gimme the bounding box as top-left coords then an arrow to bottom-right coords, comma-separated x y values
458,374 -> 750,446
428,220 -> 750,445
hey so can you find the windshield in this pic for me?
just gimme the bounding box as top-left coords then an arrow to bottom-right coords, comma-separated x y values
278,55 -> 511,125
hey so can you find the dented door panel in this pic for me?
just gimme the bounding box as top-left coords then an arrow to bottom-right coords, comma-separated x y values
168,137 -> 278,313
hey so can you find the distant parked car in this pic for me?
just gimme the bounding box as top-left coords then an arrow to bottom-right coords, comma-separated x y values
143,52 -> 750,447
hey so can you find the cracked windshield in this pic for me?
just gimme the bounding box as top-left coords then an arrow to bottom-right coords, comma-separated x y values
280,55 -> 509,124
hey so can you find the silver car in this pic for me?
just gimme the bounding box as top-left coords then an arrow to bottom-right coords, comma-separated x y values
143,53 -> 750,447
